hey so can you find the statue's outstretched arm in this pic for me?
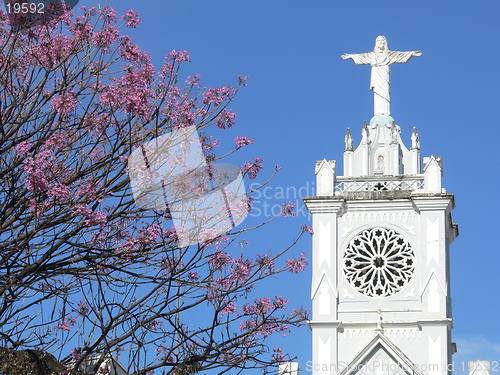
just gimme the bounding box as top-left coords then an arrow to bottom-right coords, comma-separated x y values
341,52 -> 372,65
390,50 -> 423,64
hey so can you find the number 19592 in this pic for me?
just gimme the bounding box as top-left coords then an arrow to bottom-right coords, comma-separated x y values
5,2 -> 45,14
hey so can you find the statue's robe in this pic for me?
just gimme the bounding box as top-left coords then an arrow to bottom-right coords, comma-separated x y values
349,50 -> 416,115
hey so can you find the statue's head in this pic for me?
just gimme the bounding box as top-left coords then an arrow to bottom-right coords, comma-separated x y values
375,36 -> 388,52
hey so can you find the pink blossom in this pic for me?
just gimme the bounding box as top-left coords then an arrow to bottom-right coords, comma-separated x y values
155,346 -> 175,363
281,202 -> 296,217
119,35 -> 146,63
216,109 -> 236,129
100,67 -> 154,117
242,303 -> 257,315
166,98 -> 198,128
220,302 -> 237,316
45,134 -> 67,149
239,318 -> 257,332
286,252 -> 308,274
137,223 -> 161,243
273,296 -> 289,308
121,10 -> 141,28
241,158 -> 263,180
118,224 -> 161,256
254,297 -> 273,314
27,198 -> 52,215
210,251 -> 232,270
215,234 -> 229,251
74,180 -> 101,200
203,86 -> 233,106
272,347 -> 285,363
238,75 -> 249,86
301,224 -> 314,235
186,74 -> 202,85
98,6 -> 117,23
77,299 -> 89,317
92,26 -> 119,50
69,16 -> 93,42
246,196 -> 255,212
164,227 -> 178,241
29,35 -> 74,68
24,150 -> 58,193
27,176 -> 48,192
290,307 -> 309,323
148,319 -> 162,332
71,347 -> 84,360
202,135 -> 220,152
54,316 -> 77,331
234,136 -> 254,148
229,257 -> 252,284
16,141 -> 32,155
256,254 -> 275,275
72,205 -> 107,228
47,182 -> 71,200
166,50 -> 190,63
160,256 -> 184,275
86,211 -> 107,228
50,91 -> 78,114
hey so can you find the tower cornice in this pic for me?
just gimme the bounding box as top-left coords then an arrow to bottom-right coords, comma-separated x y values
411,195 -> 455,211
303,197 -> 346,214
308,318 -> 453,329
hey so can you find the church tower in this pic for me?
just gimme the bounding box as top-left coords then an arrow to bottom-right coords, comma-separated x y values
304,37 -> 459,375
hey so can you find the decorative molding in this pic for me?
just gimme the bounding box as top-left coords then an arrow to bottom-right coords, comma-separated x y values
312,272 -> 337,300
342,226 -> 354,238
404,287 -> 416,299
315,159 -> 336,175
341,211 -> 417,223
304,198 -> 346,214
342,288 -> 354,300
339,329 -> 376,340
420,271 -> 447,298
403,225 -> 415,236
339,328 -> 422,340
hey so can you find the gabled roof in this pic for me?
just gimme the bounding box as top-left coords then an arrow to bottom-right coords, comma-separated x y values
71,354 -> 129,375
338,333 -> 424,375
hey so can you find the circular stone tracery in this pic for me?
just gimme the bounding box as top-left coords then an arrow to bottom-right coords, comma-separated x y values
343,227 -> 415,297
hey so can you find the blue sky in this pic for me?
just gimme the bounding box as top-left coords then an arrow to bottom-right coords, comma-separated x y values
77,0 -> 499,372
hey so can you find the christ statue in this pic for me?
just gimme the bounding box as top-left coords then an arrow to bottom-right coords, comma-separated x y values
342,36 -> 422,116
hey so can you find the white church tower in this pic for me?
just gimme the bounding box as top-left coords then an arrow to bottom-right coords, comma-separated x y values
303,36 -> 459,375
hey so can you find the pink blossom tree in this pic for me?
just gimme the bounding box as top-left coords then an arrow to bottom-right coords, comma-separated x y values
0,3 -> 310,375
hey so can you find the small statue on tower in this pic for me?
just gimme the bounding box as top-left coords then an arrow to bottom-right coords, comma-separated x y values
342,36 -> 422,116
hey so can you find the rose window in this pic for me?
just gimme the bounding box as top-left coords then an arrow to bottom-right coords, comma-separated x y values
343,228 -> 415,297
